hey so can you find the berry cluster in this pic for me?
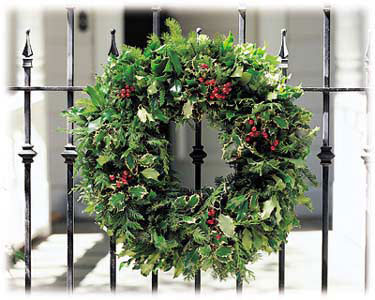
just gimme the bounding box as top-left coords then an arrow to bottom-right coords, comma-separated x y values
119,84 -> 135,99
245,119 -> 280,152
206,208 -> 222,240
109,169 -> 132,188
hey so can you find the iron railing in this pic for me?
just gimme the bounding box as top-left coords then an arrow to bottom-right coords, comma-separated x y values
8,5 -> 372,295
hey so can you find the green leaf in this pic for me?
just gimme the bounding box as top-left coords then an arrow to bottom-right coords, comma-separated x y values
216,246 -> 232,257
97,155 -> 110,166
271,175 -> 286,191
147,81 -> 158,95
260,198 -> 276,220
267,91 -> 278,100
173,258 -> 184,278
231,65 -> 243,78
222,32 -> 234,51
88,118 -> 101,133
129,185 -> 148,199
109,193 -> 125,209
218,214 -> 235,238
182,216 -> 195,224
140,263 -> 153,276
153,109 -> 169,123
187,194 -> 199,209
85,85 -> 105,107
240,71 -> 252,85
182,101 -> 193,119
273,116 -> 288,129
242,229 -> 252,251
139,154 -> 156,167
297,194 -> 313,210
126,155 -> 135,170
199,245 -> 211,257
170,80 -> 182,95
167,48 -> 182,75
141,168 -> 160,180
137,107 -> 154,123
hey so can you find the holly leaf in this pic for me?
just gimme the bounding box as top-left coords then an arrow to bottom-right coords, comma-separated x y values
218,214 -> 235,238
97,155 -> 110,166
273,116 -> 288,129
137,107 -> 154,123
199,245 -> 211,257
129,185 -> 148,199
242,229 -> 252,251
139,154 -> 156,167
109,193 -> 125,209
167,48 -> 182,75
183,101 -> 193,119
141,168 -> 160,180
187,194 -> 199,209
147,81 -> 158,95
216,246 -> 232,257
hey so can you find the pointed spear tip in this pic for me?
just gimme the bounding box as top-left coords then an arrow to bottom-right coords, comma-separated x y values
278,28 -> 289,59
22,28 -> 33,58
196,28 -> 203,35
108,28 -> 119,57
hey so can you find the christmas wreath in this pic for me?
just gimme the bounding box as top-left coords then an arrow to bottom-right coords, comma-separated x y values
65,19 -> 318,282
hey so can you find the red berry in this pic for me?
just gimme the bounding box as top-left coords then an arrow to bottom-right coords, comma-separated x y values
270,145 -> 276,151
201,63 -> 209,69
207,219 -> 215,225
245,136 -> 251,143
255,131 -> 260,137
216,234 -> 221,240
123,170 -> 128,177
210,95 -> 215,100
262,132 -> 268,139
199,77 -> 205,83
274,140 -> 279,146
208,209 -> 216,217
249,132 -> 255,137
125,84 -> 129,89
248,119 -> 254,125
109,175 -> 115,181
116,181 -> 122,188
130,86 -> 135,92
225,82 -> 232,87
121,178 -> 128,185
252,126 -> 257,132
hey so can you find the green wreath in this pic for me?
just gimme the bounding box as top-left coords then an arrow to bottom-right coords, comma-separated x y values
65,19 -> 318,282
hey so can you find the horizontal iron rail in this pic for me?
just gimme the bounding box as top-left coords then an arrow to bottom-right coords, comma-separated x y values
7,86 -> 368,92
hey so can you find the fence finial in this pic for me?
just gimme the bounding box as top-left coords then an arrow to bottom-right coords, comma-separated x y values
108,29 -> 119,57
22,29 -> 33,57
196,27 -> 203,36
278,28 -> 289,59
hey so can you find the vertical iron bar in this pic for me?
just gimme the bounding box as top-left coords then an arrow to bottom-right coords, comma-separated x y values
236,7 -> 246,294
108,28 -> 119,293
278,28 -> 289,294
19,29 -> 37,293
61,8 -> 77,293
317,7 -> 334,293
110,235 -> 116,292
189,27 -> 207,294
363,29 -> 373,293
151,7 -> 161,294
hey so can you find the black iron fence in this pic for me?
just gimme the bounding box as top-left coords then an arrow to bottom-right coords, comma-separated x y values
7,6 -> 371,295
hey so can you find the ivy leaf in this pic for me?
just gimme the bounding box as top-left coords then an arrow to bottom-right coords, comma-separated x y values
109,193 -> 125,209
218,214 -> 235,238
216,246 -> 232,257
141,168 -> 160,180
182,101 -> 193,119
97,155 -> 110,166
242,229 -> 252,251
129,185 -> 148,199
297,194 -> 313,210
273,116 -> 289,129
231,65 -> 243,78
260,198 -> 276,220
